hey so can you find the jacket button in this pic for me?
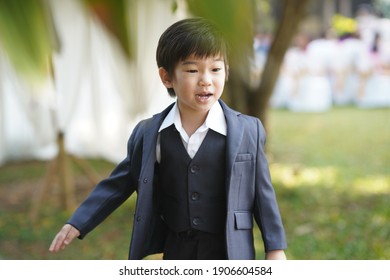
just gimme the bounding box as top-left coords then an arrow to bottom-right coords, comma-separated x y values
190,165 -> 200,174
143,178 -> 148,183
192,217 -> 201,226
136,216 -> 141,222
191,192 -> 200,201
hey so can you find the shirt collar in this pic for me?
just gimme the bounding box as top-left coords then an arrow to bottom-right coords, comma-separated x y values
158,101 -> 227,136
205,101 -> 227,136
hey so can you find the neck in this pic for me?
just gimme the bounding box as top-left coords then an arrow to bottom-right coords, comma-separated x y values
179,108 -> 208,137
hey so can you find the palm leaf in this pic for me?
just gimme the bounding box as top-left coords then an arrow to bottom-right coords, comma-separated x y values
0,0 -> 57,83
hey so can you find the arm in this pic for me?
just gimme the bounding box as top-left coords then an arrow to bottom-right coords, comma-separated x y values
49,155 -> 133,253
67,121 -> 147,238
253,118 -> 287,253
48,122 -> 144,252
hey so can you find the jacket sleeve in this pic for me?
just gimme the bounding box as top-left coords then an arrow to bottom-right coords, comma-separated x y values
67,122 -> 143,239
253,118 -> 287,252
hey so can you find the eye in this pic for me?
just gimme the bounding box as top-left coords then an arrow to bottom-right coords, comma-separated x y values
212,67 -> 222,72
186,69 -> 198,73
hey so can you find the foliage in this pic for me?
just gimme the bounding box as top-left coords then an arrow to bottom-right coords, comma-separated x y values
0,0 -> 56,83
0,0 -> 132,86
185,0 -> 254,62
0,108 -> 389,260
82,0 -> 132,58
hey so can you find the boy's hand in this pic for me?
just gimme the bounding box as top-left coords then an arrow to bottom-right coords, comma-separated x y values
265,250 -> 287,260
49,224 -> 80,253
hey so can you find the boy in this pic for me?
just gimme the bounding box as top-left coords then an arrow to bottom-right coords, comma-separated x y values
49,17 -> 287,260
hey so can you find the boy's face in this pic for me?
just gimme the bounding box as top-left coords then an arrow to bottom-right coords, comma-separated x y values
160,54 -> 227,116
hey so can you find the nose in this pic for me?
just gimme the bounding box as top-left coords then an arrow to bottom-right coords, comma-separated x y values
199,72 -> 212,87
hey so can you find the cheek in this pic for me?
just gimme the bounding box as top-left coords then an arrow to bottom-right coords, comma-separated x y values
172,78 -> 194,93
181,75 -> 198,86
178,79 -> 194,90
215,77 -> 226,91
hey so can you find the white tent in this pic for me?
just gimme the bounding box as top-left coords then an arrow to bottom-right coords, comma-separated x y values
0,0 -> 183,166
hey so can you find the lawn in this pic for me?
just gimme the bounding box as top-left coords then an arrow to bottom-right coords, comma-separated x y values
0,107 -> 389,259
266,107 -> 390,259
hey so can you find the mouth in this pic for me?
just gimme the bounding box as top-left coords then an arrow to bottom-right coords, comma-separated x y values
195,93 -> 213,102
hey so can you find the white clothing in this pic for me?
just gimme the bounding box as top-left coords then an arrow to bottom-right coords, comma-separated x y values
287,38 -> 335,112
357,53 -> 390,108
332,37 -> 371,105
156,101 -> 227,163
271,46 -> 305,109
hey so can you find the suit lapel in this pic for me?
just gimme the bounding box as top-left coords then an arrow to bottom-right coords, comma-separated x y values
219,100 -> 244,180
141,103 -> 174,169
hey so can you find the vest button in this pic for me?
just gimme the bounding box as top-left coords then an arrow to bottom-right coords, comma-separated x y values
191,192 -> 200,201
190,165 -> 200,173
192,217 -> 201,226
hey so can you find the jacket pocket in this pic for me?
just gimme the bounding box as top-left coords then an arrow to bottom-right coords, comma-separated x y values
235,153 -> 253,162
234,211 -> 253,230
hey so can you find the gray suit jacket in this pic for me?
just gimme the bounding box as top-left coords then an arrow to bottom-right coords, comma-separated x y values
68,100 -> 287,259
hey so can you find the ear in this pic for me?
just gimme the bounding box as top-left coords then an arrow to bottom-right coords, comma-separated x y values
159,67 -> 173,88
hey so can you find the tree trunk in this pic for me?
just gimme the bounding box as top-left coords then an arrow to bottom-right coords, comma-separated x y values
249,0 -> 311,130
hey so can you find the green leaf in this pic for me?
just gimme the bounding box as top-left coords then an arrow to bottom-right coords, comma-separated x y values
0,0 -> 57,83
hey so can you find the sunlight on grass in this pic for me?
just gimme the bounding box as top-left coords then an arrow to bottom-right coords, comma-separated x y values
353,176 -> 390,195
270,163 -> 338,188
270,163 -> 390,196
270,164 -> 390,195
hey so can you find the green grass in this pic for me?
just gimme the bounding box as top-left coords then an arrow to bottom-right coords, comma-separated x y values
0,107 -> 389,259
265,107 -> 390,260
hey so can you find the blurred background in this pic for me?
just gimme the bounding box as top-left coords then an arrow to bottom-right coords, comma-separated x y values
0,0 -> 389,259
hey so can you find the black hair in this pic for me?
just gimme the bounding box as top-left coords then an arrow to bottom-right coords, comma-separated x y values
156,17 -> 229,97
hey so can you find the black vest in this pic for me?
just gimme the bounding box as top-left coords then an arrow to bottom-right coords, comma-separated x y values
159,125 -> 227,233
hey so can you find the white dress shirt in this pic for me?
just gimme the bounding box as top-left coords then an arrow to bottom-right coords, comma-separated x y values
156,101 -> 227,163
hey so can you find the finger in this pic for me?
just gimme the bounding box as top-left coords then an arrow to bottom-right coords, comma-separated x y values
63,226 -> 80,245
49,224 -> 76,252
49,226 -> 69,252
49,233 -> 65,252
